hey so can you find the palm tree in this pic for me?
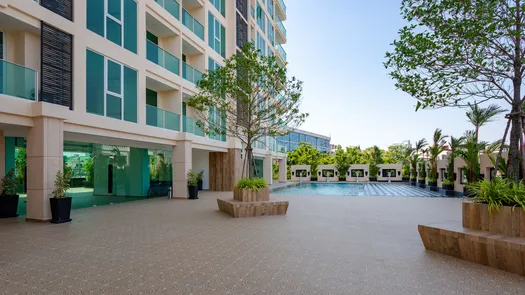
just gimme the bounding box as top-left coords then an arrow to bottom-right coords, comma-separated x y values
428,129 -> 448,183
410,139 -> 427,181
401,145 -> 413,179
364,146 -> 383,179
457,131 -> 487,184
466,103 -> 505,140
483,140 -> 507,178
444,136 -> 465,187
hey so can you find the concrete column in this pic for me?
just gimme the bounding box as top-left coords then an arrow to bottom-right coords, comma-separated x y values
0,130 -> 5,180
263,155 -> 273,186
172,141 -> 192,198
26,117 -> 64,221
279,157 -> 287,183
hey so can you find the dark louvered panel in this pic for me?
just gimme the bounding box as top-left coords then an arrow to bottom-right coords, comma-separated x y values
40,0 -> 73,21
236,12 -> 248,49
236,0 -> 247,20
41,22 -> 73,109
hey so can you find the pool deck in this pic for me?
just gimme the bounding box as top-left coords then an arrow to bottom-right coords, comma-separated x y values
0,191 -> 524,294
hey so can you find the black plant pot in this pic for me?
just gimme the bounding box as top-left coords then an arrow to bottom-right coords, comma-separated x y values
402,177 -> 409,182
445,190 -> 456,196
369,177 -> 377,182
418,180 -> 426,188
197,180 -> 203,191
429,183 -> 438,192
442,184 -> 454,191
410,179 -> 417,186
50,197 -> 72,224
188,185 -> 199,199
0,195 -> 19,218
311,177 -> 318,181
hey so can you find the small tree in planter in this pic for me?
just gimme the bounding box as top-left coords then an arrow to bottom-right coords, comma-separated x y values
410,139 -> 427,185
428,128 -> 447,190
197,171 -> 204,191
418,160 -> 427,188
234,178 -> 269,202
443,136 -> 465,194
50,170 -> 72,224
0,169 -> 20,218
458,131 -> 486,196
369,164 -> 379,182
187,170 -> 199,199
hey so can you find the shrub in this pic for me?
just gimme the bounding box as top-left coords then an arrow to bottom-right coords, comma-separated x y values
187,170 -> 199,186
442,179 -> 454,186
235,178 -> 267,190
427,177 -> 437,183
52,170 -> 72,198
1,169 -> 18,196
469,178 -> 525,213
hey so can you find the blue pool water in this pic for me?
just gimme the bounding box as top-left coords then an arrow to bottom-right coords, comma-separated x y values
273,183 -> 447,197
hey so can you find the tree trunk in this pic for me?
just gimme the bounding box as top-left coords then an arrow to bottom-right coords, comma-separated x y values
495,118 -> 511,178
507,105 -> 522,183
245,147 -> 253,179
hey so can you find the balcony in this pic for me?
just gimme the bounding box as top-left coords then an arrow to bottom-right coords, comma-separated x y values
275,19 -> 287,44
182,9 -> 204,40
276,44 -> 287,64
146,40 -> 180,75
0,59 -> 38,101
275,0 -> 286,20
182,62 -> 202,85
183,115 -> 205,136
154,0 -> 180,20
146,105 -> 181,131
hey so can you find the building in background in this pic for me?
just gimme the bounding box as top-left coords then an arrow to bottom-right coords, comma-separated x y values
276,129 -> 331,153
0,0 -> 288,221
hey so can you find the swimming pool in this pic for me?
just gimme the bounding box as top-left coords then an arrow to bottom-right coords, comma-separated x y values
273,183 -> 448,197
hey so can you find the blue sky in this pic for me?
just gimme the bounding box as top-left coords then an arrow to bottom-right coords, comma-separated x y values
285,0 -> 508,149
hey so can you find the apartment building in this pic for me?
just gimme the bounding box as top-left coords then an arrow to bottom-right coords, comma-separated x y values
0,0 -> 288,221
276,129 -> 331,153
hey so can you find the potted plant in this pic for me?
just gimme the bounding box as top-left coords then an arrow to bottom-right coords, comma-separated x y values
428,128 -> 447,192
417,176 -> 426,188
369,164 -> 379,182
0,169 -> 19,218
50,170 -> 72,224
457,130 -> 486,197
197,171 -> 204,191
234,178 -> 269,202
442,179 -> 455,196
418,160 -> 427,188
187,170 -> 199,199
427,177 -> 438,191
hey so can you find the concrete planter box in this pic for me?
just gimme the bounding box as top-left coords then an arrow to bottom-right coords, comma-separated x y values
462,201 -> 525,237
233,188 -> 270,202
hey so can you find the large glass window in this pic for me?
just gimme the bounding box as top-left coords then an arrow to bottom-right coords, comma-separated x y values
87,0 -> 137,53
208,12 -> 225,57
210,0 -> 225,16
257,32 -> 265,55
208,57 -> 221,71
86,49 -> 137,122
256,3 -> 266,34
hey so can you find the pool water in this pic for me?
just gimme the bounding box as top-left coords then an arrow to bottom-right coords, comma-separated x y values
273,183 -> 447,197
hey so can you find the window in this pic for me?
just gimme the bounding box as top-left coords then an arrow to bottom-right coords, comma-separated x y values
210,0 -> 225,16
267,0 -> 274,19
86,49 -> 137,122
257,32 -> 265,55
268,46 -> 273,57
208,12 -> 225,57
208,57 -> 221,71
87,0 -> 137,53
268,22 -> 274,46
0,31 -> 4,59
256,3 -> 266,34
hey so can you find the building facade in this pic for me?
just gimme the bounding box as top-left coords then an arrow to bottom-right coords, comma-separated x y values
276,129 -> 331,153
0,0 -> 288,221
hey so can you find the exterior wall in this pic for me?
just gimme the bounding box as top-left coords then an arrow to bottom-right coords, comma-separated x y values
291,165 -> 310,182
192,149 -> 210,190
377,164 -> 403,182
347,164 -> 369,182
317,164 -> 339,182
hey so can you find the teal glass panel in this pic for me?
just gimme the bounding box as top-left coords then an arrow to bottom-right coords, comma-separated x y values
156,0 -> 180,20
123,66 -> 137,123
0,60 -> 37,101
106,17 -> 122,46
124,0 -> 138,53
106,94 -> 122,119
220,26 -> 225,57
86,50 -> 105,116
87,0 -> 105,37
146,40 -> 180,75
107,60 -> 121,94
208,12 -> 213,48
108,0 -> 121,20
164,51 -> 180,75
182,62 -> 202,84
146,104 -> 164,128
182,9 -> 204,40
146,40 -> 159,64
165,110 -> 180,131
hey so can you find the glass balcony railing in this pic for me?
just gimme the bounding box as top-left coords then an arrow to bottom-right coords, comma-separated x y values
182,9 -> 204,40
183,115 -> 205,137
277,0 -> 286,14
146,40 -> 180,75
276,45 -> 287,61
277,19 -> 287,39
0,59 -> 38,101
155,0 -> 180,20
146,105 -> 181,131
182,62 -> 202,85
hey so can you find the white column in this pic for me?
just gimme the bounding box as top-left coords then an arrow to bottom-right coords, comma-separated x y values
0,129 -> 5,180
279,157 -> 287,183
172,141 -> 192,198
263,155 -> 273,186
26,117 -> 64,221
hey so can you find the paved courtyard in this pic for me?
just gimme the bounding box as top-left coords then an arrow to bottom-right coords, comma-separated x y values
1,191 -> 525,295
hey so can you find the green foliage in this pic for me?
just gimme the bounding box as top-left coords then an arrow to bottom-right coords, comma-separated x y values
187,43 -> 307,179
469,178 -> 525,214
466,104 -> 505,138
442,179 -> 454,186
14,148 -> 26,185
457,131 -> 486,184
418,160 -> 427,179
402,165 -> 410,178
428,128 -> 448,180
1,169 -> 18,196
187,170 -> 199,186
83,157 -> 94,183
272,162 -> 279,180
197,171 -> 204,181
235,178 -> 268,190
52,170 -> 72,198
369,163 -> 380,178
287,142 -> 322,175
334,147 -> 351,177
446,136 -> 465,183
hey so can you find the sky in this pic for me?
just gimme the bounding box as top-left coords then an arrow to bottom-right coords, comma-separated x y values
285,0 -> 509,149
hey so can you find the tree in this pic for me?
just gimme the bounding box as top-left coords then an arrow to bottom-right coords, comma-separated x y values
345,146 -> 365,164
364,146 -> 383,178
446,136 -> 465,184
385,0 -> 525,183
466,104 -> 505,140
428,129 -> 448,181
457,131 -> 487,184
287,142 -> 321,176
334,147 -> 351,177
410,139 -> 427,180
383,144 -> 408,164
188,43 -> 307,179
